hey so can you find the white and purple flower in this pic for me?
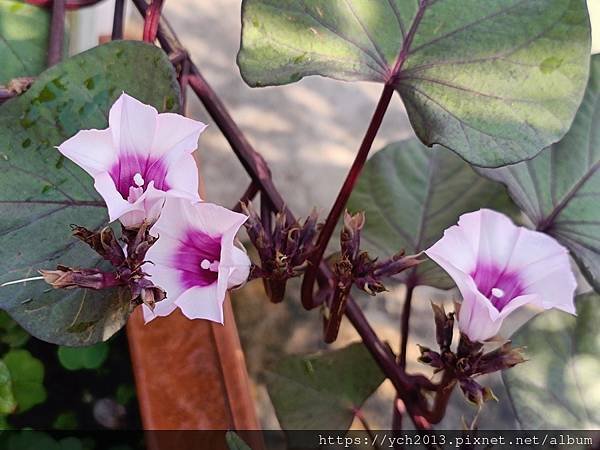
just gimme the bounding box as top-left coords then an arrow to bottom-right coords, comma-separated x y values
58,93 -> 207,227
425,209 -> 577,342
142,198 -> 251,324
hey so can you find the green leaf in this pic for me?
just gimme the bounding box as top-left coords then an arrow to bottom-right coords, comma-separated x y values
226,431 -> 252,450
3,349 -> 46,413
57,342 -> 109,370
238,0 -> 591,167
0,0 -> 50,83
0,311 -> 29,348
0,360 -> 16,415
115,383 -> 136,406
58,437 -> 84,450
266,342 -> 384,430
346,139 -> 516,288
480,54 -> 600,292
0,431 -> 79,450
0,41 -> 180,346
503,293 -> 600,428
52,411 -> 78,430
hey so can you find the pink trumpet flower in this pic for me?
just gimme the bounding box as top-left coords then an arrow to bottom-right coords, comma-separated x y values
143,198 -> 251,324
425,209 -> 576,342
58,93 -> 207,227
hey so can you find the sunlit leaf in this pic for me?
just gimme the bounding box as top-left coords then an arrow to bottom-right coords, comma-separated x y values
480,55 -> 600,292
347,139 -> 516,288
3,349 -> 46,413
0,0 -> 50,83
0,41 -> 180,345
266,342 -> 384,431
238,0 -> 591,167
503,293 -> 600,428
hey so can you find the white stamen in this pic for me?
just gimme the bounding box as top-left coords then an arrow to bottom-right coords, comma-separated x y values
200,259 -> 220,272
491,287 -> 505,298
1,276 -> 45,287
133,172 -> 145,187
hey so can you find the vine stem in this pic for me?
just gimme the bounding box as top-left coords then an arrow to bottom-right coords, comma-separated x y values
423,371 -> 457,424
232,182 -> 259,213
143,0 -> 165,43
353,407 -> 380,450
47,0 -> 65,66
301,83 -> 395,310
393,283 -> 415,431
299,0 -> 429,313
25,0 -> 104,9
399,283 -> 415,368
111,0 -> 125,40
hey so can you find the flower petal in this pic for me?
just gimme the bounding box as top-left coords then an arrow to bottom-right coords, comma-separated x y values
153,113 -> 207,163
425,216 -> 479,274
226,246 -> 251,288
503,227 -> 577,313
109,93 -> 158,158
164,155 -> 202,203
93,172 -> 141,223
115,181 -> 166,228
145,260 -> 187,303
142,297 -> 178,323
174,285 -> 223,323
458,294 -> 503,342
57,128 -> 117,175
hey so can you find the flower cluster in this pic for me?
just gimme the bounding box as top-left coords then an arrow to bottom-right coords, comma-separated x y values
242,203 -> 320,303
325,211 -> 423,342
52,93 -> 251,324
418,302 -> 526,405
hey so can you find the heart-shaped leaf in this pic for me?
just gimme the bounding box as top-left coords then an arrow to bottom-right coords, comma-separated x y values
0,0 -> 50,83
238,0 -> 591,167
480,55 -> 600,292
3,349 -> 46,413
346,139 -> 516,288
266,342 -> 384,431
0,41 -> 180,346
503,293 -> 600,428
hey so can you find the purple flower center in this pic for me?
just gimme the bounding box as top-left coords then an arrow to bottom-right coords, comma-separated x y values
109,154 -> 170,199
470,264 -> 524,311
173,229 -> 222,289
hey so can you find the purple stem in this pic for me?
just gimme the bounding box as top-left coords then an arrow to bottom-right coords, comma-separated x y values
143,0 -> 165,43
47,0 -> 66,66
25,0 -> 104,9
301,84 -> 395,311
233,182 -> 259,213
111,0 -> 125,40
